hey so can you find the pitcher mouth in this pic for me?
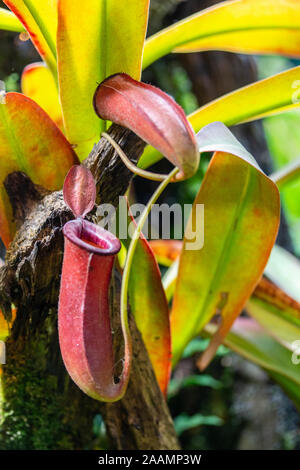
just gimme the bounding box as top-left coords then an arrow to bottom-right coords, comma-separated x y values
63,219 -> 121,256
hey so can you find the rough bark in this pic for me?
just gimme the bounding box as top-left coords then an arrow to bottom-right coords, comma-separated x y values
0,124 -> 179,450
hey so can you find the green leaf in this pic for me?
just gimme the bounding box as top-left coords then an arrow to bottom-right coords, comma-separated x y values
139,66 -> 300,170
216,318 -> 300,389
182,338 -> 229,359
246,278 -> 300,350
168,374 -> 222,399
174,413 -> 223,436
171,122 -> 280,368
143,0 -> 300,69
0,7 -> 24,32
57,0 -> 149,160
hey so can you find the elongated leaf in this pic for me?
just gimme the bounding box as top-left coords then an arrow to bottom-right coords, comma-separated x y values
266,245 -> 300,302
171,122 -> 280,368
212,318 -> 300,411
0,7 -> 24,32
21,62 -> 63,130
94,74 -> 199,179
0,92 -> 77,246
139,66 -> 300,170
268,371 -> 300,413
57,0 -> 149,160
4,1 -> 57,75
247,277 -> 300,350
212,318 -> 300,389
122,206 -> 171,395
143,0 -> 300,69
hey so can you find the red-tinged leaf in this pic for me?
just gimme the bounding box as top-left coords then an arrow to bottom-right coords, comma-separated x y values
63,165 -> 96,218
21,62 -> 63,130
149,240 -> 182,266
4,1 -> 58,75
171,122 -> 280,368
57,0 -> 149,160
0,92 -> 78,246
58,218 -> 130,402
93,73 -> 199,180
122,204 -> 171,395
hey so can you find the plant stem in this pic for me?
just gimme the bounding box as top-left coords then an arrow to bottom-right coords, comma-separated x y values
102,132 -> 170,182
120,166 -> 179,359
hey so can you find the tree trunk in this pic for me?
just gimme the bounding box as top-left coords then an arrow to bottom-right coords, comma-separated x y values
0,124 -> 179,450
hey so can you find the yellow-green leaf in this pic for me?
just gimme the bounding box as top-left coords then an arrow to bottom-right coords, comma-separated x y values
0,7 -> 24,32
21,62 -> 63,130
4,1 -> 58,76
143,0 -> 300,69
171,122 -> 280,368
205,317 -> 300,395
247,277 -> 300,350
57,0 -> 149,160
139,66 -> 300,170
0,92 -> 78,246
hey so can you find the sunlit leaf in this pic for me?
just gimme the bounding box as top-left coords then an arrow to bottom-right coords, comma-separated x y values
149,240 -> 182,266
0,7 -> 24,32
171,122 -> 280,368
4,0 -> 58,76
143,0 -> 300,68
57,0 -> 149,160
139,66 -> 300,170
122,206 -> 171,395
21,62 -> 63,130
0,313 -> 9,342
0,92 -> 78,246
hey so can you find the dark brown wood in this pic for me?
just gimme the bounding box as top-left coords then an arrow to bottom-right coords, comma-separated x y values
100,273 -> 180,450
0,124 -> 179,450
